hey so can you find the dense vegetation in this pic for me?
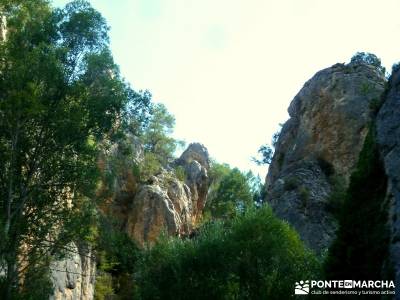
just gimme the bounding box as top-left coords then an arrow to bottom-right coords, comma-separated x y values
325,127 -> 390,282
1,1 -> 393,300
204,163 -> 261,220
135,206 -> 320,300
0,0 -> 151,298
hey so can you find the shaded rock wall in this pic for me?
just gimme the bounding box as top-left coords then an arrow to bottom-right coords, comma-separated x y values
377,68 -> 400,297
50,244 -> 95,300
266,62 -> 386,252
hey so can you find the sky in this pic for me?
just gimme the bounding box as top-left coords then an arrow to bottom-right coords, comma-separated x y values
53,0 -> 400,178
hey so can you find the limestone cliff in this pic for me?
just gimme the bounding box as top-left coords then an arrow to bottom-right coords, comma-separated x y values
126,143 -> 210,245
48,140 -> 210,299
97,141 -> 210,246
377,67 -> 400,296
50,244 -> 95,300
266,61 -> 386,252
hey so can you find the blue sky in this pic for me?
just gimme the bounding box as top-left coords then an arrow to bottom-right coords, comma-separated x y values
52,0 -> 400,178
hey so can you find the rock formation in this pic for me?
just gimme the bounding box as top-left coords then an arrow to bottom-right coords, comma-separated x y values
377,67 -> 400,296
47,141 -> 210,299
175,143 -> 210,223
50,244 -> 95,300
266,61 -> 386,252
126,143 -> 210,245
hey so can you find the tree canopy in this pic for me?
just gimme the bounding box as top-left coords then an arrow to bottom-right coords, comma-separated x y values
135,206 -> 320,300
205,162 -> 257,219
350,52 -> 385,74
0,1 -> 151,298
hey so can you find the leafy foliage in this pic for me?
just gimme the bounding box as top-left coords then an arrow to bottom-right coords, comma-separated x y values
252,126 -> 282,166
140,103 -> 183,165
252,144 -> 274,165
0,1 -> 150,298
350,52 -> 385,74
135,206 -> 320,300
94,272 -> 115,300
205,163 -> 255,219
325,126 -> 390,282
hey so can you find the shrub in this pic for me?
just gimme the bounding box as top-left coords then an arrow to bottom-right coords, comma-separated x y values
135,206 -> 321,300
326,175 -> 346,216
94,216 -> 141,299
360,82 -> 373,96
174,165 -> 187,182
139,152 -> 162,182
94,272 -> 115,300
284,177 -> 298,191
298,186 -> 310,209
350,52 -> 385,74
368,98 -> 382,114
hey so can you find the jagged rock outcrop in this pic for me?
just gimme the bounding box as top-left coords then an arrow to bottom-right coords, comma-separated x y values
175,143 -> 210,223
50,243 -> 95,300
112,142 -> 210,245
377,68 -> 400,296
126,171 -> 192,245
97,134 -> 143,222
266,62 -> 386,252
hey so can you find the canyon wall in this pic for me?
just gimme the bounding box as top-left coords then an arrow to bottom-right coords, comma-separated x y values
266,61 -> 386,252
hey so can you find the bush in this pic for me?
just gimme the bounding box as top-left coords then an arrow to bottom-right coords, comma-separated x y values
174,165 -> 187,182
284,177 -> 298,191
350,52 -> 385,74
135,206 -> 321,300
368,97 -> 383,114
139,152 -> 162,182
94,272 -> 115,300
326,175 -> 346,216
94,216 -> 141,299
298,186 -> 310,209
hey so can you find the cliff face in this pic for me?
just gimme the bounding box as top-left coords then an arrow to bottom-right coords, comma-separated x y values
51,142 -> 210,299
98,141 -> 210,246
125,143 -> 210,245
266,62 -> 386,252
50,244 -> 95,300
377,68 -> 400,295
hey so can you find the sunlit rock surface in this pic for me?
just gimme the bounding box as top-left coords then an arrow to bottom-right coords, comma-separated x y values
266,62 -> 386,252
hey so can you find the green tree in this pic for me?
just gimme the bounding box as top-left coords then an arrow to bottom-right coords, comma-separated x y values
206,165 -> 254,219
252,126 -> 282,166
350,52 -> 385,74
94,215 -> 140,299
0,1 -> 150,298
139,103 -> 184,180
135,206 -> 320,300
325,127 -> 390,286
141,103 -> 181,164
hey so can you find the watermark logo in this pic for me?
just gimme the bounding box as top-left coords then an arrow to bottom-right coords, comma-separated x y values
295,280 -> 310,295
295,280 -> 395,296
